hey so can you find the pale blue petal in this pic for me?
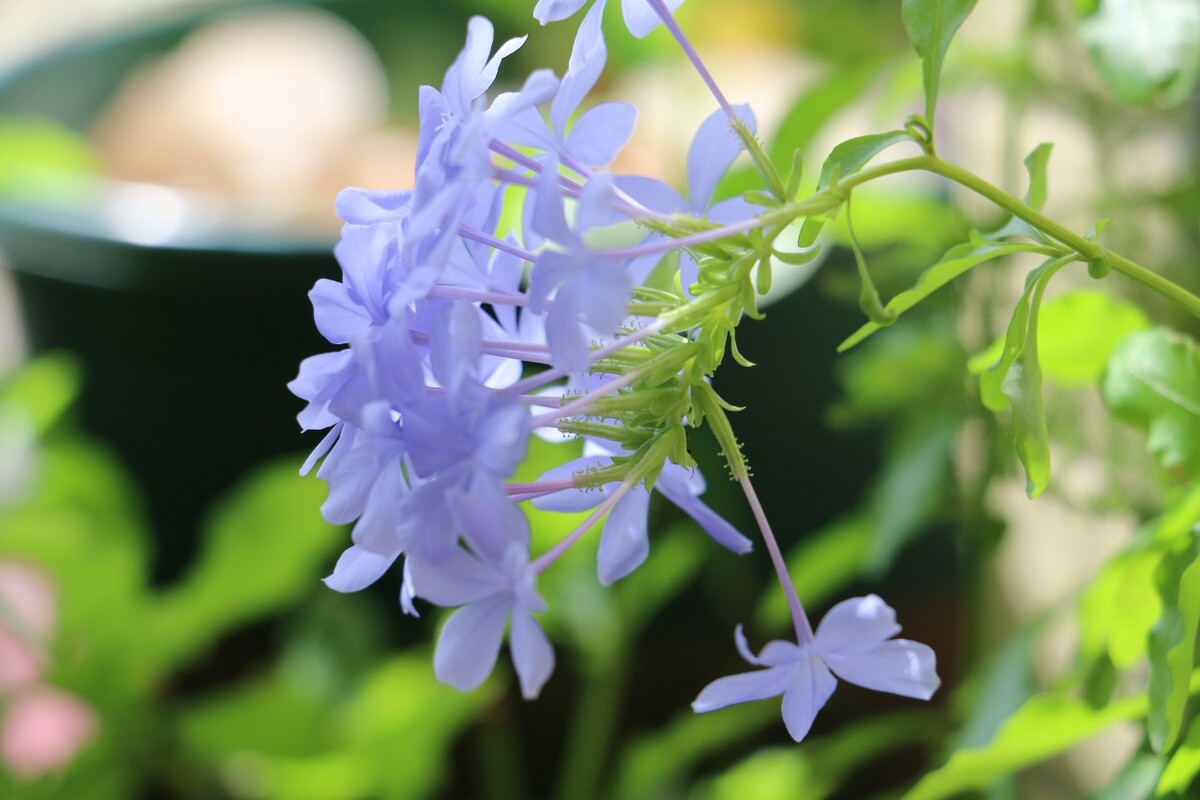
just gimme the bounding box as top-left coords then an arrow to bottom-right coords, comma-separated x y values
310,279 -> 367,345
408,546 -> 507,607
534,0 -> 589,24
655,464 -> 752,554
317,435 -> 377,525
814,594 -> 902,657
475,403 -> 532,477
566,102 -> 637,167
687,104 -> 755,212
706,195 -> 759,224
621,0 -> 684,38
544,291 -> 592,373
615,175 -> 687,215
733,624 -> 762,665
323,545 -> 398,593
821,639 -> 940,700
510,608 -> 556,699
780,654 -> 837,742
335,187 -> 411,225
530,161 -> 575,245
551,0 -> 609,133
580,262 -> 631,336
434,596 -> 512,691
691,664 -> 790,713
349,458 -> 409,554
597,486 -> 651,584
449,485 -> 531,565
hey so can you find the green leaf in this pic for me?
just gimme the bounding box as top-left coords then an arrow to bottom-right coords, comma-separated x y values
0,353 -> 81,435
1078,547 -> 1163,670
867,419 -> 954,572
901,0 -> 980,123
1000,258 -> 1075,498
1148,532 -> 1200,753
1104,328 -> 1200,478
902,691 -> 1153,800
0,116 -> 101,203
1093,754 -> 1164,800
694,712 -> 938,800
144,459 -> 340,674
1023,143 -> 1053,211
1157,715 -> 1200,796
1081,0 -> 1200,107
953,627 -> 1037,751
815,131 -> 913,194
838,241 -> 1049,352
798,130 -> 913,246
970,290 -> 1150,387
978,260 -> 1057,412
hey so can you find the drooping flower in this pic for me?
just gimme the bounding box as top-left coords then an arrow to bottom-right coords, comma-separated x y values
692,595 -> 940,742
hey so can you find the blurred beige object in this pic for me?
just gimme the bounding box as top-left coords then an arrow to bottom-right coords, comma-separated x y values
90,7 -> 414,234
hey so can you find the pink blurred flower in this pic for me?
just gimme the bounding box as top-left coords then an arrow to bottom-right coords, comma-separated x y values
0,563 -> 55,693
0,562 -> 99,779
1,688 -> 98,779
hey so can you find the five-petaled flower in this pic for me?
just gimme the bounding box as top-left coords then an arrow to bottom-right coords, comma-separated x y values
692,595 -> 940,742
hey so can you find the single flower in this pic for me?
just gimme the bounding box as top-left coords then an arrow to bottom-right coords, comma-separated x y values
692,595 -> 939,742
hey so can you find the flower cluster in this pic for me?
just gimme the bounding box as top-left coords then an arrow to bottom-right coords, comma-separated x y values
291,0 -> 940,740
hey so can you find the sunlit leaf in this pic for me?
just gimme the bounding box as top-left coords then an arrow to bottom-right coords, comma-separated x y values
1157,715 -> 1200,796
1148,533 -> 1200,753
969,290 -> 1150,388
839,241 -> 1050,352
1080,0 -> 1200,107
1104,328 -> 1200,479
901,0 -> 980,123
902,690 -> 1153,800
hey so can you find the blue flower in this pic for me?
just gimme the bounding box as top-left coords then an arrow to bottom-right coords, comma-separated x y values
508,0 -> 637,169
533,0 -> 687,39
410,488 -> 556,699
693,595 -> 940,742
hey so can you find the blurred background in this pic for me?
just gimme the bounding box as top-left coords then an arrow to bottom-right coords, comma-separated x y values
0,0 -> 1197,798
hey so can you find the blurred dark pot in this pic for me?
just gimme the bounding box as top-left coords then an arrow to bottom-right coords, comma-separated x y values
0,6 -> 358,581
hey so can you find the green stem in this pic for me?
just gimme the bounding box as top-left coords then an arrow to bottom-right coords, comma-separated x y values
920,157 -> 1200,317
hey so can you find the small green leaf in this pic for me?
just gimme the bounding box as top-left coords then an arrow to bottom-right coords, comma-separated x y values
1023,143 -> 1053,211
1148,532 -> 1200,753
144,459 -> 341,674
1104,328 -> 1200,478
1081,0 -> 1200,108
1001,257 -> 1074,498
901,0 -> 980,123
799,130 -> 913,247
839,241 -> 1050,351
815,131 -> 913,194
